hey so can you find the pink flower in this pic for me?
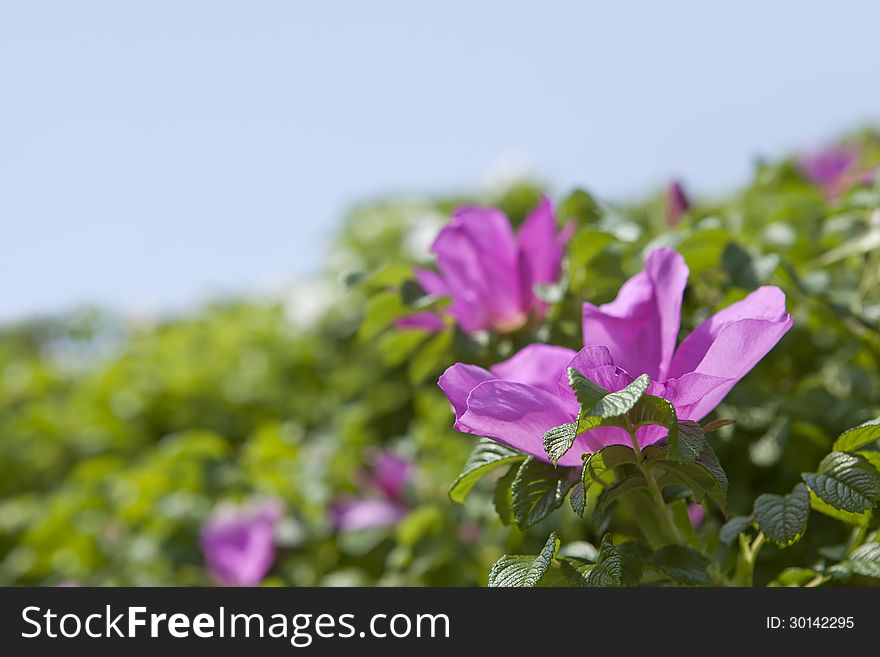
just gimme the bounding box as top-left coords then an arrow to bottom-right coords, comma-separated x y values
399,196 -> 573,333
200,499 -> 283,586
330,451 -> 412,532
439,248 -> 792,464
665,180 -> 690,226
799,146 -> 860,198
687,503 -> 706,528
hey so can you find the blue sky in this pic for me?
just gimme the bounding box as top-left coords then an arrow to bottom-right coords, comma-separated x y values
2,1 -> 879,320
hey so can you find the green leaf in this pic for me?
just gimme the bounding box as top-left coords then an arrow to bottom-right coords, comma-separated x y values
512,458 -> 575,529
566,368 -> 609,410
771,568 -> 821,587
561,190 -> 603,225
617,541 -> 651,587
597,472 -> 648,513
400,279 -> 426,306
543,421 -> 578,466
408,328 -> 453,383
569,481 -> 585,517
847,543 -> 880,579
585,535 -> 622,587
378,330 -> 428,365
590,374 -> 651,418
833,418 -> 880,452
655,459 -> 723,507
581,445 -> 637,490
649,545 -> 711,586
493,466 -> 518,526
859,450 -> 880,473
753,483 -> 810,547
448,439 -> 525,504
359,264 -> 413,288
801,451 -> 880,514
628,394 -> 678,436
657,422 -> 728,507
359,291 -> 408,340
558,558 -> 593,586
488,532 -> 559,587
696,439 -> 729,496
719,515 -> 754,546
668,419 -> 702,462
809,491 -> 872,526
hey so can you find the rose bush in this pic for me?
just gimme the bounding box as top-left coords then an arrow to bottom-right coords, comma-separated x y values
0,131 -> 878,586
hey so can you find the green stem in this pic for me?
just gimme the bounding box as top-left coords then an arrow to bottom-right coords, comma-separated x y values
626,423 -> 682,545
848,524 -> 868,555
734,531 -> 765,587
804,574 -> 830,588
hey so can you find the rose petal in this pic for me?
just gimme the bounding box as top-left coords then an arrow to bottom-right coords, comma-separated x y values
457,380 -> 576,463
330,499 -> 406,532
490,343 -> 577,394
582,248 -> 688,380
517,195 -> 565,312
394,312 -> 444,332
438,363 -> 493,420
432,207 -> 524,331
667,287 -> 793,418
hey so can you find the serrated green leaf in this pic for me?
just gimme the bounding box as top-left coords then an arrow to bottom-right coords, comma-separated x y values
809,491 -> 872,526
617,541 -> 651,587
493,466 -> 518,526
628,394 -> 678,435
655,459 -> 717,504
569,481 -> 585,517
488,532 -> 559,587
449,439 -> 525,504
585,535 -> 622,587
668,419 -> 702,462
649,545 -> 711,586
753,483 -> 810,547
567,368 -> 609,409
696,439 -> 729,495
590,374 -> 651,418
801,451 -> 880,514
512,458 -> 575,528
847,543 -> 880,578
719,515 -> 754,545
558,557 -> 593,586
581,445 -> 637,490
543,421 -> 578,466
833,418 -> 880,452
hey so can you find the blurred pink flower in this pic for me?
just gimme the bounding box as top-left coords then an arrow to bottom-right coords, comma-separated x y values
665,180 -> 690,226
687,503 -> 706,528
330,451 -> 413,532
200,499 -> 283,586
799,146 -> 860,197
399,196 -> 573,333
